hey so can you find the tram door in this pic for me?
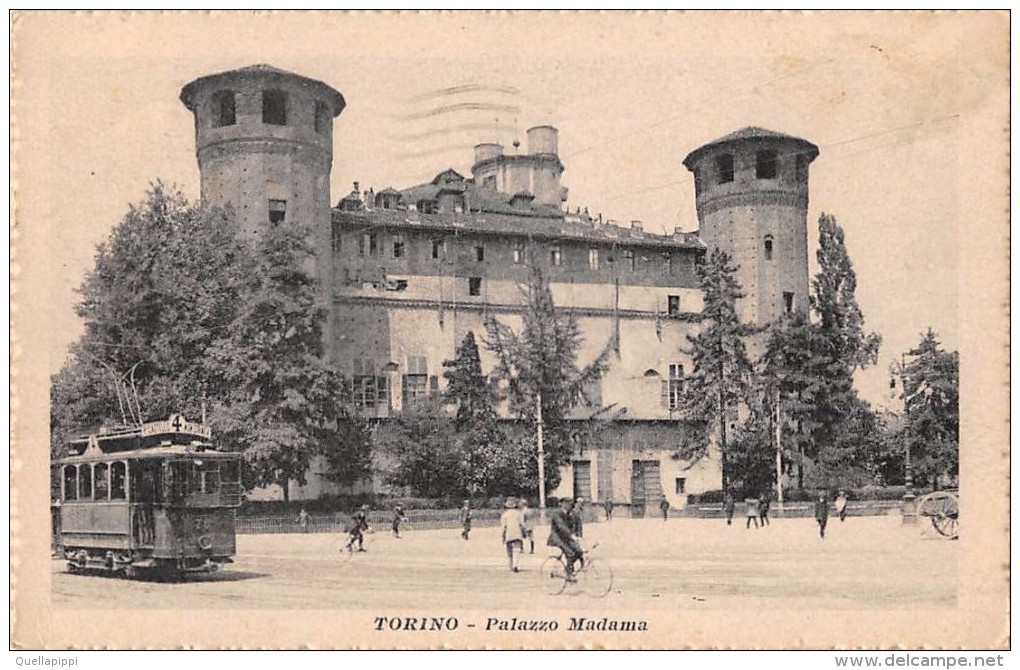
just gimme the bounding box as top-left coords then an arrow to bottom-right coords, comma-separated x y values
130,461 -> 160,545
630,460 -> 662,518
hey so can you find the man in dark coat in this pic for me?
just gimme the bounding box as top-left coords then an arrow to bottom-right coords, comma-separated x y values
570,498 -> 585,538
814,493 -> 829,539
548,498 -> 583,580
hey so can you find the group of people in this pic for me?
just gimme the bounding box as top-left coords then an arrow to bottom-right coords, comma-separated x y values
496,497 -> 539,571
721,493 -> 773,528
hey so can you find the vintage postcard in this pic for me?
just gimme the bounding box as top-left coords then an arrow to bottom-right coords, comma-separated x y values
10,11 -> 1009,650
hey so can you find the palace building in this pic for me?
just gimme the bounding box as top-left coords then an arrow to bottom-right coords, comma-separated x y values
179,64 -> 817,512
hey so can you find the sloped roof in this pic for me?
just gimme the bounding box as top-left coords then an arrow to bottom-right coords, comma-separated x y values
682,126 -> 818,169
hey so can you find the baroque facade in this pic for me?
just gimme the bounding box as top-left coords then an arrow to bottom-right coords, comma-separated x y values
179,65 -> 817,512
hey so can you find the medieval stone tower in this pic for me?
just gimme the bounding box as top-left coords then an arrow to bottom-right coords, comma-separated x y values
683,127 -> 818,325
180,64 -> 345,349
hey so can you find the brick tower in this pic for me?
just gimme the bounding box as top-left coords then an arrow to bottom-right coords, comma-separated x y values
683,127 -> 818,325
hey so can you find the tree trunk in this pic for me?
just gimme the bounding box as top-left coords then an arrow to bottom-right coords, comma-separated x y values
283,479 -> 290,503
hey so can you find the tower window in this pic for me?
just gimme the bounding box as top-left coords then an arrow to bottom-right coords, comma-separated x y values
791,153 -> 807,181
756,149 -> 778,179
550,245 -> 562,266
475,244 -> 485,262
715,153 -> 734,184
764,235 -> 774,261
314,100 -> 330,135
783,292 -> 795,313
268,199 -> 287,225
262,89 -> 288,125
212,90 -> 236,127
588,248 -> 599,270
623,249 -> 635,271
431,238 -> 445,260
392,234 -> 405,258
667,295 -> 680,315
468,277 -> 482,296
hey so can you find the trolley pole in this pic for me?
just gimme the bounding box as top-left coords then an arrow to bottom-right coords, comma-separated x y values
536,391 -> 546,517
896,353 -> 918,525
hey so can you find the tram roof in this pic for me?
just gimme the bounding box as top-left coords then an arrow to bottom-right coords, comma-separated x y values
56,444 -> 240,465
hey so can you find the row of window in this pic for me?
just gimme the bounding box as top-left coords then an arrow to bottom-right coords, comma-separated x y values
352,374 -> 440,409
343,230 -> 687,273
62,462 -> 126,501
210,89 -> 331,134
571,462 -> 686,498
713,150 -> 808,185
60,461 -> 240,502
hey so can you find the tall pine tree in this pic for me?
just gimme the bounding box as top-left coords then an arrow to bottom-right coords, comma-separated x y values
483,265 -> 612,495
899,329 -> 959,488
680,249 -> 757,492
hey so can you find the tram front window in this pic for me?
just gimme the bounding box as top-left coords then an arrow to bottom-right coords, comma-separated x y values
190,460 -> 220,494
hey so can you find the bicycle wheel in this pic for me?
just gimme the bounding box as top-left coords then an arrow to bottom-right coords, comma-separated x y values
581,558 -> 613,598
539,555 -> 568,595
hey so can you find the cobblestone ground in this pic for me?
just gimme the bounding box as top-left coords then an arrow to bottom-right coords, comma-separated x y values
51,514 -> 957,610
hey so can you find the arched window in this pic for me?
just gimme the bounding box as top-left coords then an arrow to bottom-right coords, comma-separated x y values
63,465 -> 77,501
78,463 -> 93,500
715,153 -> 734,184
211,90 -> 236,127
764,235 -> 774,261
94,462 -> 109,500
262,89 -> 288,125
110,461 -> 127,500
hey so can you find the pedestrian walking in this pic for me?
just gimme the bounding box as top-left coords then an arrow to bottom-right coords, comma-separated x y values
345,505 -> 371,552
296,508 -> 311,533
814,493 -> 829,539
571,498 -> 585,538
723,493 -> 735,526
659,497 -> 671,521
391,503 -> 406,538
519,498 -> 536,554
604,499 -> 614,520
759,492 -> 771,527
500,497 -> 526,572
835,490 -> 849,522
745,497 -> 760,529
460,500 -> 472,540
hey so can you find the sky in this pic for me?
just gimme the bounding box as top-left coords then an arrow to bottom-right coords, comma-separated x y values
14,11 -> 1008,409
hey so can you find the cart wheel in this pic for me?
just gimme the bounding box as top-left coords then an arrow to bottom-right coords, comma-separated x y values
918,491 -> 959,540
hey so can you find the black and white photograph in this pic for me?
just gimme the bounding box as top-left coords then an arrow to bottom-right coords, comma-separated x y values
10,11 -> 1009,652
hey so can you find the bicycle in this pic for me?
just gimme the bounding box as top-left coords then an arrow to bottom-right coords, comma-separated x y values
335,528 -> 376,562
539,542 -> 613,597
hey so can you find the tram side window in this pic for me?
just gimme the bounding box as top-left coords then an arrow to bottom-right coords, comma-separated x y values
167,462 -> 190,503
110,462 -> 127,500
63,465 -> 77,501
78,463 -> 93,500
94,463 -> 109,500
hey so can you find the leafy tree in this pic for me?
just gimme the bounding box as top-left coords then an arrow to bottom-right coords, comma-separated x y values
679,249 -> 757,492
207,221 -> 355,500
812,213 -> 881,373
483,265 -> 612,495
443,332 -> 531,496
898,329 -> 959,488
377,397 -> 461,498
50,183 -> 254,454
726,406 -> 775,499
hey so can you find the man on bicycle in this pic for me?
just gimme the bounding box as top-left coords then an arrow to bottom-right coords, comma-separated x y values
346,504 -> 371,552
547,498 -> 584,581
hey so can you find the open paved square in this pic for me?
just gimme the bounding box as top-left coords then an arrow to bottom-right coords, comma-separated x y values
51,514 -> 957,611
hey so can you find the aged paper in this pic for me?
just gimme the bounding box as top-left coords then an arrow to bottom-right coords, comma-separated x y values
10,11 -> 1009,649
